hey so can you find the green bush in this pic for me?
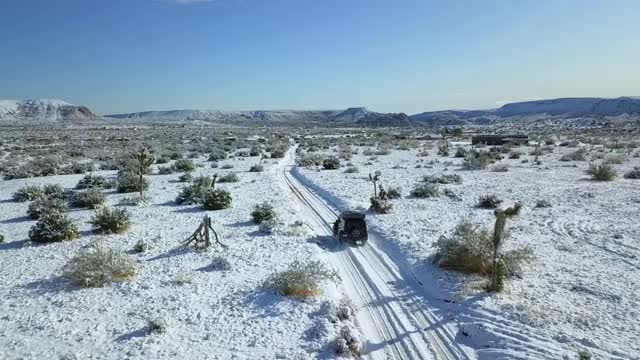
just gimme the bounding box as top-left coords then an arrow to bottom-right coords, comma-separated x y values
411,183 -> 440,198
69,189 -> 106,209
270,148 -> 286,158
172,159 -> 195,172
208,149 -> 227,162
476,194 -> 502,209
251,202 -> 277,224
176,175 -> 214,204
322,156 -> 341,170
117,172 -> 150,193
62,245 -> 136,287
28,197 -> 68,220
423,174 -> 462,184
13,185 -> 44,202
463,152 -> 493,170
586,162 -> 617,181
90,207 -> 131,234
29,210 -> 79,243
432,220 -> 533,275
76,174 -> 116,189
43,184 -> 71,200
202,189 -> 232,210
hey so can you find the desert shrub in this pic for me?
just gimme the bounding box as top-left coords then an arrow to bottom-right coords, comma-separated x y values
27,197 -> 68,220
218,173 -> 239,183
454,147 -> 468,158
586,162 -> 617,181
76,174 -> 116,189
209,256 -> 232,271
157,166 -> 174,175
62,245 -> 136,287
432,220 -> 533,275
560,148 -> 587,162
13,185 -> 44,202
270,148 -> 285,158
509,150 -> 522,159
463,152 -> 493,170
322,156 -> 341,170
65,161 -> 94,175
176,175 -> 213,204
28,210 -> 79,243
437,145 -> 450,156
69,189 -> 106,209
369,197 -> 392,213
249,147 -> 261,156
117,172 -> 150,193
169,152 -> 183,160
0,234 -> 4,243
344,166 -> 358,173
249,164 -> 264,172
423,174 -> 462,184
411,183 -> 440,198
90,207 -> 131,234
251,202 -> 277,224
335,326 -> 362,357
133,239 -> 151,253
156,156 -> 170,164
624,167 -> 640,179
374,147 -> 391,156
171,159 -> 195,172
221,164 -> 234,169
534,199 -> 552,208
202,189 -> 232,210
476,194 -> 502,209
297,153 -> 324,167
146,317 -> 169,334
263,260 -> 338,297
208,149 -> 227,162
490,163 -> 509,172
178,173 -> 193,182
379,185 -> 401,199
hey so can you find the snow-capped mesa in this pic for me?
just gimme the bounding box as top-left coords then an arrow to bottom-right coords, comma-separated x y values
0,99 -> 101,123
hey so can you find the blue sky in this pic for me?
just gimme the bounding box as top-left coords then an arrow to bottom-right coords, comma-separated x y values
1,0 -> 639,115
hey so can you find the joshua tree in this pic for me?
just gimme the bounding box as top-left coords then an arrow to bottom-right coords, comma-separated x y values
182,215 -> 225,250
489,203 -> 522,292
368,171 -> 381,200
131,145 -> 155,197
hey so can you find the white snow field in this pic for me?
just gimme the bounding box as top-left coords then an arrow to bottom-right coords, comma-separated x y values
0,154 -> 351,360
296,143 -> 640,360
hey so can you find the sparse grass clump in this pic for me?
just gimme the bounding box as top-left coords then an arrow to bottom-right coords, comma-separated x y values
604,154 -> 625,164
202,189 -> 232,210
62,245 -> 136,287
251,202 -> 277,224
13,185 -> 44,202
263,260 -> 339,297
423,174 -> 462,184
586,162 -> 617,181
69,189 -> 106,209
28,210 -> 79,243
249,164 -> 264,172
218,173 -> 240,183
27,197 -> 68,220
90,207 -> 131,234
490,163 -> 509,172
410,183 -> 440,198
344,166 -> 358,173
476,194 -> 503,209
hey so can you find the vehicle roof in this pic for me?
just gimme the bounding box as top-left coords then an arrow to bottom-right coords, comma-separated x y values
341,211 -> 366,219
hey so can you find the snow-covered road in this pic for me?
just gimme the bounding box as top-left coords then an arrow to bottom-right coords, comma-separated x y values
277,149 -> 473,360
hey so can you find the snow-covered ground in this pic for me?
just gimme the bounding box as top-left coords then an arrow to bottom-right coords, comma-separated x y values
0,155 -> 346,359
297,143 -> 640,360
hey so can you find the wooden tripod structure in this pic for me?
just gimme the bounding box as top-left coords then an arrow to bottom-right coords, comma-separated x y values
182,215 -> 226,250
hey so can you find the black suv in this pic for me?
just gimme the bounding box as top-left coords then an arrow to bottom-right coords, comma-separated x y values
333,211 -> 368,246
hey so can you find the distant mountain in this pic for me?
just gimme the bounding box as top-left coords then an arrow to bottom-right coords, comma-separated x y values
0,99 -> 101,123
410,97 -> 640,126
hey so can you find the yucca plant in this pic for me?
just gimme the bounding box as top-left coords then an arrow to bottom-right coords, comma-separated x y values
130,145 -> 155,196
